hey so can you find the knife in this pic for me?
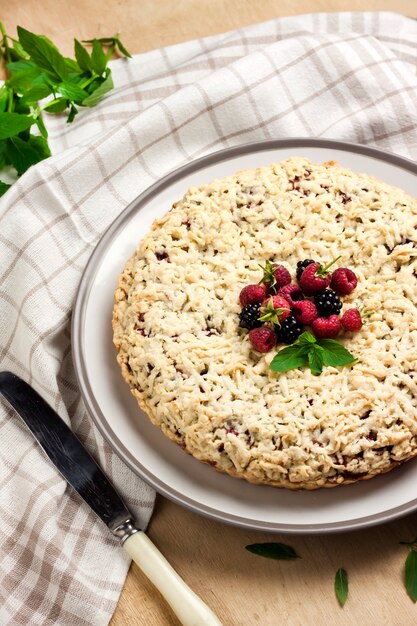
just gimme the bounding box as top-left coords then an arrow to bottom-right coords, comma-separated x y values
0,371 -> 222,626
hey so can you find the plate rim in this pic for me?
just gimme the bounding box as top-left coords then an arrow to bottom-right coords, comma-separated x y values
72,137 -> 417,534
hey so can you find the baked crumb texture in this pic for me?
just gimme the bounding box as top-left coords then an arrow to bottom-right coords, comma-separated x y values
113,157 -> 417,489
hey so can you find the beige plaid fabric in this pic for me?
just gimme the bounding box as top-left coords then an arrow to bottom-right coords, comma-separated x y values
1,11 -> 416,626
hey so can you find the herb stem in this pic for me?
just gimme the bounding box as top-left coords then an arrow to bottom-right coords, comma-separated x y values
80,73 -> 98,89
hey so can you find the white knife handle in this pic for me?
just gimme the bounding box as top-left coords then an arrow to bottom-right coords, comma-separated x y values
123,531 -> 222,626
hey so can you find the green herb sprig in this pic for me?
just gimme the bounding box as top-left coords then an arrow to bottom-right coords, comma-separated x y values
0,24 -> 131,196
269,331 -> 357,376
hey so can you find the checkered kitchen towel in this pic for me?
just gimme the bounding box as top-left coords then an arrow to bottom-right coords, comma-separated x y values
1,11 -> 416,626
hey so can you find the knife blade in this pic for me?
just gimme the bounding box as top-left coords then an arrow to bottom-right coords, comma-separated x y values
0,371 -> 222,626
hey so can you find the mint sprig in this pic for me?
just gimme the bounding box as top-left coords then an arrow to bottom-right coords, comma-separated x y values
269,331 -> 357,375
0,23 -> 131,196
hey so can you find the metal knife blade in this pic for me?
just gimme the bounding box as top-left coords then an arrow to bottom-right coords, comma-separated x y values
0,370 -> 223,625
0,370 -> 134,534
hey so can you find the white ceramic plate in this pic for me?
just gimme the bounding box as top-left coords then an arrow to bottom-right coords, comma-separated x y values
72,138 -> 417,533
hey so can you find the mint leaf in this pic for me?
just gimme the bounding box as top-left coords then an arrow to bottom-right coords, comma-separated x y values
90,40 -> 107,75
0,181 -> 11,197
74,39 -> 92,72
82,72 -> 114,107
246,543 -> 300,560
0,112 -> 34,139
17,27 -> 68,82
115,36 -> 132,58
66,103 -> 78,124
28,135 -> 51,159
296,331 -> 316,346
269,345 -> 309,372
57,81 -> 87,103
43,98 -> 68,113
22,83 -> 53,102
6,135 -> 43,175
405,549 -> 417,602
316,339 -> 357,367
308,344 -> 324,375
335,568 -> 348,606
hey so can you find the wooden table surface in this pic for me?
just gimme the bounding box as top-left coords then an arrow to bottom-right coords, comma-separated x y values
4,2 -> 417,624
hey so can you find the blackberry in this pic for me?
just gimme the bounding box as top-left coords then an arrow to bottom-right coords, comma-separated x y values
314,289 -> 342,316
275,314 -> 303,344
239,303 -> 262,330
296,259 -> 316,281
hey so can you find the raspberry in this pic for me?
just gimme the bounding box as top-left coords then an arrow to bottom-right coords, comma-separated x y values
292,300 -> 318,325
278,283 -> 304,305
341,308 -> 363,331
330,268 -> 358,296
239,303 -> 262,330
249,326 -> 276,352
239,283 -> 267,307
314,289 -> 342,316
299,257 -> 340,296
275,314 -> 303,344
312,315 -> 342,339
260,295 -> 291,325
296,259 -> 315,281
272,265 -> 291,289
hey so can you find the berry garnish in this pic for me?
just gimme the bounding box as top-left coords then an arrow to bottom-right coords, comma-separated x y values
330,268 -> 358,296
312,315 -> 342,339
296,259 -> 316,281
278,283 -> 304,305
239,303 -> 262,330
314,289 -> 342,316
275,314 -> 303,344
299,256 -> 341,295
259,296 -> 291,326
239,283 -> 268,307
272,265 -> 291,289
249,326 -> 277,352
341,307 -> 370,332
292,300 -> 318,325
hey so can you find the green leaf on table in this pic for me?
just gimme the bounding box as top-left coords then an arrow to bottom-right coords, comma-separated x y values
246,543 -> 300,560
0,112 -> 34,139
6,135 -> 44,175
0,181 -> 11,197
56,81 -> 88,103
90,40 -> 107,75
316,339 -> 357,367
308,344 -> 324,375
17,26 -> 68,82
82,71 -> 114,106
405,549 -> 417,602
335,568 -> 348,607
74,39 -> 92,73
269,344 -> 309,373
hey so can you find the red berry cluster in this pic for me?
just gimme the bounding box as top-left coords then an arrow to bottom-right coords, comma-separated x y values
238,259 -> 366,353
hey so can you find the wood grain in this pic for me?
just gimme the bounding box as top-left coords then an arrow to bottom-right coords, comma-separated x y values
2,1 -> 417,624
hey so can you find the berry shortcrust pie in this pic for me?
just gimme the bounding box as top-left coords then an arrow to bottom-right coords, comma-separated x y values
112,157 -> 417,490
